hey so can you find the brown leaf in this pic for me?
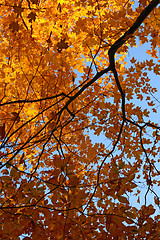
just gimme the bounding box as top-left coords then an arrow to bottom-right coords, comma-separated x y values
57,39 -> 69,52
47,112 -> 57,121
27,12 -> 37,22
19,153 -> 25,164
48,121 -> 57,131
0,123 -> 5,140
47,37 -> 52,44
9,21 -> 19,33
30,0 -> 39,4
11,112 -> 20,123
13,4 -> 24,15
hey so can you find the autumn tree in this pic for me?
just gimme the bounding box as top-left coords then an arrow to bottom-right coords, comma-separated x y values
0,0 -> 160,239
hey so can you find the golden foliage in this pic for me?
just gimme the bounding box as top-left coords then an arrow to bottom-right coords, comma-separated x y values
0,0 -> 160,239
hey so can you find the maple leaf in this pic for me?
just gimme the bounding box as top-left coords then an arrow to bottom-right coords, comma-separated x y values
153,64 -> 160,75
9,21 -> 19,32
57,39 -> 69,52
27,12 -> 37,22
0,0 -> 160,239
47,112 -> 57,121
13,4 -> 24,16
